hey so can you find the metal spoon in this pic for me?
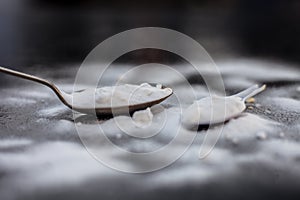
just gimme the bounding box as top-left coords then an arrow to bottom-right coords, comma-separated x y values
181,84 -> 266,128
0,66 -> 173,115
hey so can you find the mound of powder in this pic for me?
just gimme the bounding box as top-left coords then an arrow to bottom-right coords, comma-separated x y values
72,83 -> 172,108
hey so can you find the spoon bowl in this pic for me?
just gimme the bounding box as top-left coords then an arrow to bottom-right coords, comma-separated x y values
0,66 -> 173,115
182,84 -> 266,128
72,84 -> 172,115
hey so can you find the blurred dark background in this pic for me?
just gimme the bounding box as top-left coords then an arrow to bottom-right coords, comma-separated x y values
0,0 -> 299,67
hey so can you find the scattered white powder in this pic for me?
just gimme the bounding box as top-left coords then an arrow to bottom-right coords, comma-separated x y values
132,107 -> 153,127
115,133 -> 122,139
279,132 -> 285,138
72,83 -> 172,108
265,109 -> 272,114
256,131 -> 267,140
0,139 -> 33,148
256,103 -> 262,108
232,137 -> 239,145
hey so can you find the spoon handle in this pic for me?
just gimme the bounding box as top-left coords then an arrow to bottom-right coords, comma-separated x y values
0,66 -> 71,108
0,65 -> 53,85
234,84 -> 266,101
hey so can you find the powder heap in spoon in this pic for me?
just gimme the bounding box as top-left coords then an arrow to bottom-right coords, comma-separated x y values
72,83 -> 172,109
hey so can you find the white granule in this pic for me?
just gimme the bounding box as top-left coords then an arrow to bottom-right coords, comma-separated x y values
256,131 -> 267,140
132,107 -> 153,127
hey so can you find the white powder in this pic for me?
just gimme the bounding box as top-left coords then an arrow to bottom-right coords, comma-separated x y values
72,83 -> 172,108
181,96 -> 245,128
132,107 -> 153,127
256,131 -> 267,140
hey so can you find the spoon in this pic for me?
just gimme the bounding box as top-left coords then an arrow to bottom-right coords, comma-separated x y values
181,84 -> 266,128
0,66 -> 173,115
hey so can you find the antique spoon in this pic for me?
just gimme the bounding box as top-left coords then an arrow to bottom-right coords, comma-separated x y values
0,66 -> 173,115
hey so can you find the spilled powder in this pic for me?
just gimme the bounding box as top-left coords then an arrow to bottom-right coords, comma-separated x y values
132,107 -> 153,127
